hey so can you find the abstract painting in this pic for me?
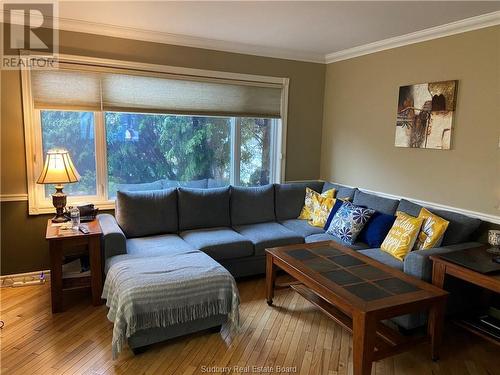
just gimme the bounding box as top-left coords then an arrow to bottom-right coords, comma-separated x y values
395,80 -> 458,149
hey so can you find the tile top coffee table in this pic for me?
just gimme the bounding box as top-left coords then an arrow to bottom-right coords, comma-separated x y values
265,241 -> 448,375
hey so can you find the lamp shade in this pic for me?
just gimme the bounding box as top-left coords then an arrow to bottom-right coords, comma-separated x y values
37,149 -> 81,185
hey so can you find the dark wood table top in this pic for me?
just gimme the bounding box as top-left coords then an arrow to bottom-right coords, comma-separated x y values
266,241 -> 447,314
431,245 -> 500,274
430,246 -> 500,294
45,219 -> 102,240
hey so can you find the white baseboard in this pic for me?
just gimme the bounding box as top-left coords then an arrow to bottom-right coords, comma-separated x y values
1,270 -> 50,287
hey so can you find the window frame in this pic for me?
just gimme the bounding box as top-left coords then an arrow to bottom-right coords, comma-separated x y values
21,54 -> 289,215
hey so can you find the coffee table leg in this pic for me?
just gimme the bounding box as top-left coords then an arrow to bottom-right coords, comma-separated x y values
266,253 -> 276,306
428,298 -> 446,361
352,312 -> 376,375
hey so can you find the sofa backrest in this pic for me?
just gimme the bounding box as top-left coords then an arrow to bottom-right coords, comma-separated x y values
322,182 -> 357,200
275,181 -> 324,221
353,190 -> 399,215
115,189 -> 178,238
178,187 -> 231,231
397,199 -> 481,245
231,185 -> 275,226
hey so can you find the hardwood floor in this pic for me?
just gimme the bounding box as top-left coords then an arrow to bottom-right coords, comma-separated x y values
1,276 -> 499,375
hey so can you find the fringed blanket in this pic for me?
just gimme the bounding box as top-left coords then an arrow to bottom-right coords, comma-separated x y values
102,251 -> 240,358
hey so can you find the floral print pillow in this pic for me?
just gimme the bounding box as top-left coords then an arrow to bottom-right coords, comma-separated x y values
326,201 -> 375,245
298,188 -> 336,220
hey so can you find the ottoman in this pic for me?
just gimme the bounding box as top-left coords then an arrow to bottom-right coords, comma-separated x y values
102,250 -> 240,358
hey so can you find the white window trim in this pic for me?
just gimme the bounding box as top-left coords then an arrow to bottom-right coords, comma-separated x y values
21,54 -> 289,215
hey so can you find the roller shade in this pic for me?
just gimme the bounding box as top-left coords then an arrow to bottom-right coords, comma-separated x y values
30,66 -> 283,117
101,73 -> 282,117
31,69 -> 101,111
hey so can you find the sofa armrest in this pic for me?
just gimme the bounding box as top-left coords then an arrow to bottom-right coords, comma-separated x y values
98,214 -> 127,259
403,242 -> 483,282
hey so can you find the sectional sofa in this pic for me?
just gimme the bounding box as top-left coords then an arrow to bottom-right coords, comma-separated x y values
99,180 -> 483,330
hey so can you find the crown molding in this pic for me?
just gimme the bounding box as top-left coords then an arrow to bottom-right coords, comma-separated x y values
325,11 -> 500,64
0,10 -> 324,64
2,10 -> 498,64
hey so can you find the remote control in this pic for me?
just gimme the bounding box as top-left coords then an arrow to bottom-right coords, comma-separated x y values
79,225 -> 90,234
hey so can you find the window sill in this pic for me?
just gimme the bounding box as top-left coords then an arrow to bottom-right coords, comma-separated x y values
29,200 -> 115,215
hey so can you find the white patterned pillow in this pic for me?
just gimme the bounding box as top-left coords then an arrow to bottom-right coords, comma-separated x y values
326,201 -> 375,244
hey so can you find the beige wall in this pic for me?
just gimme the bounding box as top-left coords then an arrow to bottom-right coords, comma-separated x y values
1,29 -> 325,274
321,26 -> 500,216
3,25 -> 499,275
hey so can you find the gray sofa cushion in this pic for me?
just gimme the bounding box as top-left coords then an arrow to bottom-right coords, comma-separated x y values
231,185 -> 275,225
181,227 -> 254,260
234,222 -> 303,255
353,190 -> 399,215
322,182 -> 357,200
116,180 -> 164,192
279,219 -> 324,238
358,248 -> 404,271
305,233 -> 370,250
275,181 -> 324,221
404,242 -> 483,281
116,189 -> 178,238
397,199 -> 422,217
397,199 -> 481,245
430,209 -> 481,246
98,214 -> 127,258
105,234 -> 197,273
178,187 -> 230,230
127,234 -> 196,257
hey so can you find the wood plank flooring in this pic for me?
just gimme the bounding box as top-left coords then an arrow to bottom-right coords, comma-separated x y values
1,276 -> 499,375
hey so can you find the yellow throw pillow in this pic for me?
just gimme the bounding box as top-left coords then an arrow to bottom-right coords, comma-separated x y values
381,212 -> 424,261
310,196 -> 336,228
298,188 -> 336,220
414,208 -> 449,250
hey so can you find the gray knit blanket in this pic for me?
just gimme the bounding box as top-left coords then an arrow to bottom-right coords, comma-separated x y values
102,251 -> 240,358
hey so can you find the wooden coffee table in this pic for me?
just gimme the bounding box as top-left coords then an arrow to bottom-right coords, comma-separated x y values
266,241 -> 448,375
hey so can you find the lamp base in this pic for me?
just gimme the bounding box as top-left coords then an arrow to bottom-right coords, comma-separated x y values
51,184 -> 69,223
51,213 -> 70,223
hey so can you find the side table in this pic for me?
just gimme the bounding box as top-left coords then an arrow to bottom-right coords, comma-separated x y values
430,246 -> 500,345
45,219 -> 103,313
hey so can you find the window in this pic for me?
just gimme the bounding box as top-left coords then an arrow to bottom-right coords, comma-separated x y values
105,112 -> 231,197
40,110 -> 97,197
239,118 -> 273,186
22,56 -> 288,214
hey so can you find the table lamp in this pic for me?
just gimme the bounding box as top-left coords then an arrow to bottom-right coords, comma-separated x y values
37,149 -> 81,223
487,230 -> 500,255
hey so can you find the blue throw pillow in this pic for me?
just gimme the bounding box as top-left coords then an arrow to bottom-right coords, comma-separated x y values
326,201 -> 375,245
323,199 -> 344,230
358,212 -> 396,248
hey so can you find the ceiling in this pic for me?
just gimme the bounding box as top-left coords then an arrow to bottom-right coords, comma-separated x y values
53,1 -> 500,62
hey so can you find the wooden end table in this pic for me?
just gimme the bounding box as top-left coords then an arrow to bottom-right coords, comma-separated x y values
45,219 -> 103,313
266,241 -> 448,375
430,246 -> 500,345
